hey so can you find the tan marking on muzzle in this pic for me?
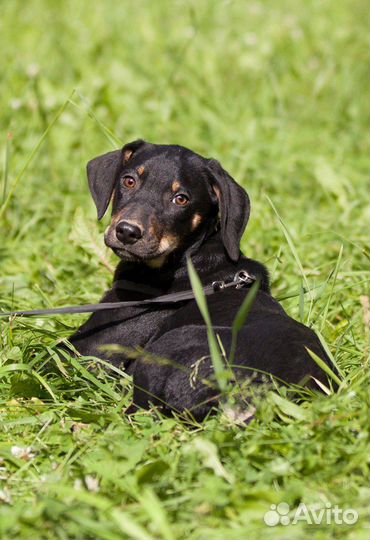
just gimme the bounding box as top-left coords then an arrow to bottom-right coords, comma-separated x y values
148,218 -> 161,241
146,255 -> 167,269
191,213 -> 203,231
159,234 -> 179,252
172,180 -> 181,192
145,234 -> 179,269
111,212 -> 125,226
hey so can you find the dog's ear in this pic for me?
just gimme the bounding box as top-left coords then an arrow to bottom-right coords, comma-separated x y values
206,159 -> 250,261
86,139 -> 146,219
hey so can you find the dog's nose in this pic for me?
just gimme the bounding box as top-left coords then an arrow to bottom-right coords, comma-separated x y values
115,221 -> 143,244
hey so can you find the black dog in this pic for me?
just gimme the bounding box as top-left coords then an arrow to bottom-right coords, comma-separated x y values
69,140 -> 330,420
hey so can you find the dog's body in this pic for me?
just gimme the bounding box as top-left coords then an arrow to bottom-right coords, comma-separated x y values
70,140 -> 330,420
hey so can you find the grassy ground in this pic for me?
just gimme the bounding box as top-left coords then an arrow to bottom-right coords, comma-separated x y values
0,0 -> 369,538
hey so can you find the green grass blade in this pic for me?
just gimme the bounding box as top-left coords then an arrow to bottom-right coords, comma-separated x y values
2,132 -> 12,203
186,256 -> 228,391
266,195 -> 313,320
31,370 -> 57,402
74,91 -> 123,148
137,488 -> 173,540
315,329 -> 345,378
229,279 -> 260,365
299,281 -> 305,322
305,347 -> 343,387
269,391 -> 309,421
0,89 -> 75,219
111,509 -> 153,540
320,244 -> 343,332
0,363 -> 32,377
60,350 -> 121,401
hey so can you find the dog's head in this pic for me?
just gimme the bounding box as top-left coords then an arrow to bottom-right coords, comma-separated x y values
87,140 -> 250,266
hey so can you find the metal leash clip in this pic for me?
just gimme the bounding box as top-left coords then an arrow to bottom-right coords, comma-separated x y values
211,280 -> 226,292
234,269 -> 255,289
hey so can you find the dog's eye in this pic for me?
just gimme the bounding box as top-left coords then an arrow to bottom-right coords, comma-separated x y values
173,194 -> 189,206
122,176 -> 136,189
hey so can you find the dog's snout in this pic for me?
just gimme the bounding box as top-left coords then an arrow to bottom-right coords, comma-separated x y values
116,221 -> 143,245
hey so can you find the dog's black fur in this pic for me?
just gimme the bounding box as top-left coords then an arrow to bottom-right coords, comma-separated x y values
69,140 -> 330,420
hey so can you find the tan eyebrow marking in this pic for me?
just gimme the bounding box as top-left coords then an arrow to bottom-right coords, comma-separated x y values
123,149 -> 133,162
172,180 -> 181,192
191,213 -> 203,231
137,165 -> 145,176
212,185 -> 221,201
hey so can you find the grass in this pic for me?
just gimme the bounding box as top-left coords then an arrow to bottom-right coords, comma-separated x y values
0,0 -> 369,538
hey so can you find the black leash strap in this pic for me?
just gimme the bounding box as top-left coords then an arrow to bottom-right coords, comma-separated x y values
0,270 -> 255,318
